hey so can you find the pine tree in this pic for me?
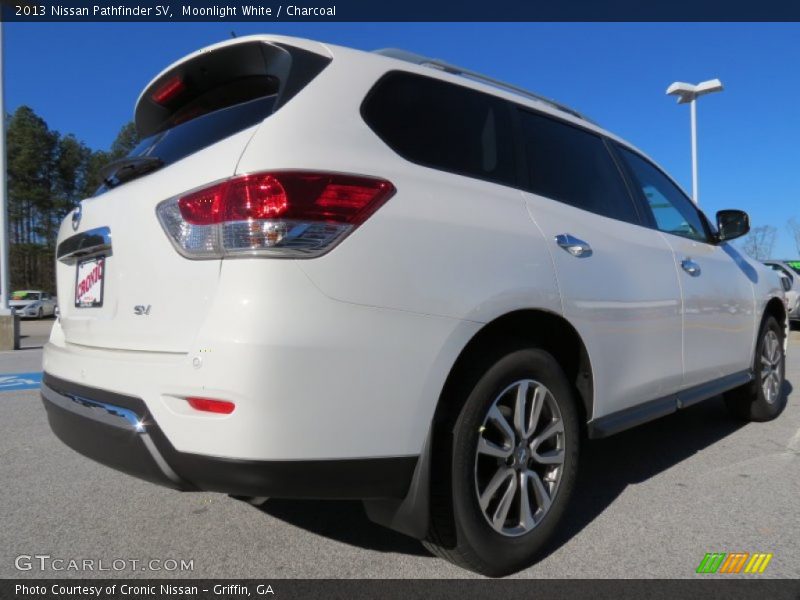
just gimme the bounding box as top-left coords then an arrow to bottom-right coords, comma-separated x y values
5,107 -> 139,290
109,121 -> 140,159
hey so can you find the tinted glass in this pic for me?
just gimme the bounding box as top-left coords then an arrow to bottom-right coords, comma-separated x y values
95,95 -> 276,196
518,110 -> 639,224
619,148 -> 708,242
130,95 -> 276,168
362,72 -> 517,187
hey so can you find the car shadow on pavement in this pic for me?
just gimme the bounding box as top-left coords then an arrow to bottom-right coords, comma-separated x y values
253,382 -> 793,560
540,382 -> 792,561
255,497 -> 431,556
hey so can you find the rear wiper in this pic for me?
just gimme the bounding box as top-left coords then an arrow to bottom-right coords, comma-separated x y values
100,156 -> 163,188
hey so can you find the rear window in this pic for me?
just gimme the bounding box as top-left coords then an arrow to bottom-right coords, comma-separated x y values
94,94 -> 275,196
362,71 -> 517,188
127,94 -> 275,171
95,41 -> 330,195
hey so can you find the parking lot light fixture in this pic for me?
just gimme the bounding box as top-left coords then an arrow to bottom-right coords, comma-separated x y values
666,78 -> 724,205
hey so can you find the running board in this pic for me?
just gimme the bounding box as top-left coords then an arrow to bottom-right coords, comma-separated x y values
587,370 -> 753,439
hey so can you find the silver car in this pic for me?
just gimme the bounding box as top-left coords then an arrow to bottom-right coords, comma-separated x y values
10,290 -> 58,319
763,261 -> 800,321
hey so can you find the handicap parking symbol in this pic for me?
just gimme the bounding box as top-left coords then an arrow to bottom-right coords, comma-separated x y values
0,372 -> 42,391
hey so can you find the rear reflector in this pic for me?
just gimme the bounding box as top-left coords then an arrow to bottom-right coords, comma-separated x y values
187,397 -> 236,415
157,171 -> 395,259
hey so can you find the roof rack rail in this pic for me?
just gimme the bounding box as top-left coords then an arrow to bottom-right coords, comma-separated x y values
373,48 -> 590,122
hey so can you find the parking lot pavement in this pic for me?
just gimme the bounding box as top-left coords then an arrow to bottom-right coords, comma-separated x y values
0,334 -> 798,579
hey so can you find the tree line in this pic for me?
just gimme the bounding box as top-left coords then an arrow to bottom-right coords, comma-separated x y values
741,220 -> 800,261
6,106 -> 138,291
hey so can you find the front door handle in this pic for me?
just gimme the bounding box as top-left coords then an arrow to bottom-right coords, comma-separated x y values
555,234 -> 592,258
681,258 -> 701,276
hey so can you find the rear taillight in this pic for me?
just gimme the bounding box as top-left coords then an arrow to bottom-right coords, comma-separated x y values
157,171 -> 395,259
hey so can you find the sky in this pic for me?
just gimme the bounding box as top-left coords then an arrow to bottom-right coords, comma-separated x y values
5,22 -> 800,256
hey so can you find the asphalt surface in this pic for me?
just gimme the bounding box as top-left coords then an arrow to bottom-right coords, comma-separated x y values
1,320 -> 798,579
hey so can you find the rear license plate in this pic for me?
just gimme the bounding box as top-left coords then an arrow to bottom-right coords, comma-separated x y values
75,256 -> 105,308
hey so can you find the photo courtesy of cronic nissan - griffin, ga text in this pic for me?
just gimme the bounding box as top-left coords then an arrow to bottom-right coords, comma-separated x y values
41,35 -> 789,576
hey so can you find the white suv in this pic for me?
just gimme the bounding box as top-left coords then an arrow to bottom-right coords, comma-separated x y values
41,35 -> 788,576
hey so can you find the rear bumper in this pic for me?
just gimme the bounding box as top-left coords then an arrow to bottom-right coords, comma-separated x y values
45,261 -> 479,462
41,373 -> 417,499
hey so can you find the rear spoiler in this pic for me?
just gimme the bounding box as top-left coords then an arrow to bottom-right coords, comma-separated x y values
134,39 -> 331,139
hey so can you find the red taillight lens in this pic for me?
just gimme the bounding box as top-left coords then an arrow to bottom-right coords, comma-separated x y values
160,171 -> 395,258
186,397 -> 236,415
225,174 -> 289,221
178,184 -> 226,225
152,75 -> 185,104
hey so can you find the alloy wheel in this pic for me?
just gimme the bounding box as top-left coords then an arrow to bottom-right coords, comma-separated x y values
474,379 -> 565,536
760,329 -> 783,404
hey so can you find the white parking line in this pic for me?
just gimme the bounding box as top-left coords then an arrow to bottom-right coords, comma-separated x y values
788,427 -> 800,452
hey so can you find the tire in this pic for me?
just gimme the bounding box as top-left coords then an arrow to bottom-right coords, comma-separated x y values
724,316 -> 787,422
424,346 -> 580,576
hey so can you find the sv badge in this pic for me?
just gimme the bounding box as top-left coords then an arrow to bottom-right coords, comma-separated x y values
133,305 -> 152,316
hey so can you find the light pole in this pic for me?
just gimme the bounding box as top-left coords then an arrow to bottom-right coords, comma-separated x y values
0,22 -> 17,350
0,23 -> 9,313
666,78 -> 724,205
0,23 -> 10,315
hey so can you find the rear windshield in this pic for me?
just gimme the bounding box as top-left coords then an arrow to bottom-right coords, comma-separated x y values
131,94 -> 274,170
94,93 -> 276,196
95,41 -> 330,196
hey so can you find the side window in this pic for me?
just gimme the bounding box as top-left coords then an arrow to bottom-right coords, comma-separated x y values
362,71 -> 517,187
518,110 -> 640,225
618,147 -> 709,242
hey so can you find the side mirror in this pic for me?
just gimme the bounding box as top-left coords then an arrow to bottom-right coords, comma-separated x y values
780,274 -> 792,293
716,209 -> 750,242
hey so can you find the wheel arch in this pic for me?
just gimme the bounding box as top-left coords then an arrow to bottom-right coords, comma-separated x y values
363,308 -> 594,540
762,296 -> 788,351
763,296 -> 787,330
433,309 -> 594,429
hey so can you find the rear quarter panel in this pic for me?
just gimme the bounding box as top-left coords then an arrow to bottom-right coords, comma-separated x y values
237,49 -> 562,323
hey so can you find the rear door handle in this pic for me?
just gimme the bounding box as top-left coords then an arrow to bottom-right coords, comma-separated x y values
681,258 -> 701,276
56,226 -> 112,265
555,234 -> 592,258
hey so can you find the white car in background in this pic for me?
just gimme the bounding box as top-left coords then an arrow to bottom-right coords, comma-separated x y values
764,261 -> 800,322
10,290 -> 57,319
40,35 -> 789,576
